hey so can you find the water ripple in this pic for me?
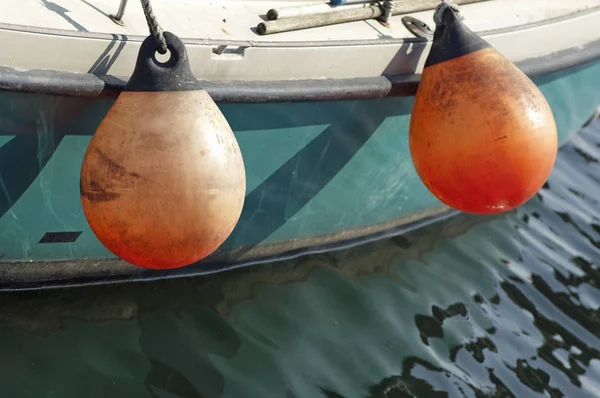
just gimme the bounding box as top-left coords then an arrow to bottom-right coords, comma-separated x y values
0,122 -> 599,397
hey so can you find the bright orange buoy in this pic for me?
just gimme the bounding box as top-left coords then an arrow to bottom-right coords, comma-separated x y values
80,32 -> 246,269
409,3 -> 558,214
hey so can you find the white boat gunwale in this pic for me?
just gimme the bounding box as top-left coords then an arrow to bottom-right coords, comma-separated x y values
0,32 -> 599,103
1,3 -> 599,84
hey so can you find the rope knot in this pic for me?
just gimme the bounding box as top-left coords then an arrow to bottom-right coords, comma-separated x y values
433,0 -> 462,27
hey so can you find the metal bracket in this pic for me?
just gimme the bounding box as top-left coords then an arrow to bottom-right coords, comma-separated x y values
377,0 -> 394,27
401,16 -> 434,39
109,0 -> 129,26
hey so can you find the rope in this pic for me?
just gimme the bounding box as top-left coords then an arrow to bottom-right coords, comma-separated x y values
433,0 -> 462,27
140,0 -> 167,54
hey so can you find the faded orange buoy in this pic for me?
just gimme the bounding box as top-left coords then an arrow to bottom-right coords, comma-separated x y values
409,4 -> 558,214
80,32 -> 246,269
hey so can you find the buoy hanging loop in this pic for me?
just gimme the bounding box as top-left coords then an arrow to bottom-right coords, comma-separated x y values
125,32 -> 202,92
425,2 -> 489,68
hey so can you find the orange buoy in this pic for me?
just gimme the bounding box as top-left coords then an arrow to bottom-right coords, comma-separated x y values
409,3 -> 558,214
80,32 -> 246,269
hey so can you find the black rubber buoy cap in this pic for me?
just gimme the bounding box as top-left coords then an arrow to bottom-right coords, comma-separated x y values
424,6 -> 491,68
125,31 -> 202,92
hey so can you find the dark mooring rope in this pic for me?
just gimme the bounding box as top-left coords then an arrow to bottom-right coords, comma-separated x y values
140,0 -> 168,54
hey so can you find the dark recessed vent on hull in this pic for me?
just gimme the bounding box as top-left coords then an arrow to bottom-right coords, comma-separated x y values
39,231 -> 82,244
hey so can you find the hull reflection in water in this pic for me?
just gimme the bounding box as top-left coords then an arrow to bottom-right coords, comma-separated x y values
0,122 -> 599,397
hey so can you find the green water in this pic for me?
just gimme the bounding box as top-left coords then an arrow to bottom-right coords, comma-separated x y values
0,121 -> 599,397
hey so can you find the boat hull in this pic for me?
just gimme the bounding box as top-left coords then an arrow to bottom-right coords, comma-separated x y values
0,56 -> 599,289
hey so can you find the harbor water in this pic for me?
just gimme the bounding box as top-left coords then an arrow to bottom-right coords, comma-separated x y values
0,120 -> 599,397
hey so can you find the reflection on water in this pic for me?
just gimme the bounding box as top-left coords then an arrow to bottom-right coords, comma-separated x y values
0,121 -> 599,398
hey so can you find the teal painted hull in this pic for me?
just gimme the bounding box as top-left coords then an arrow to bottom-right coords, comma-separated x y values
0,59 -> 599,271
